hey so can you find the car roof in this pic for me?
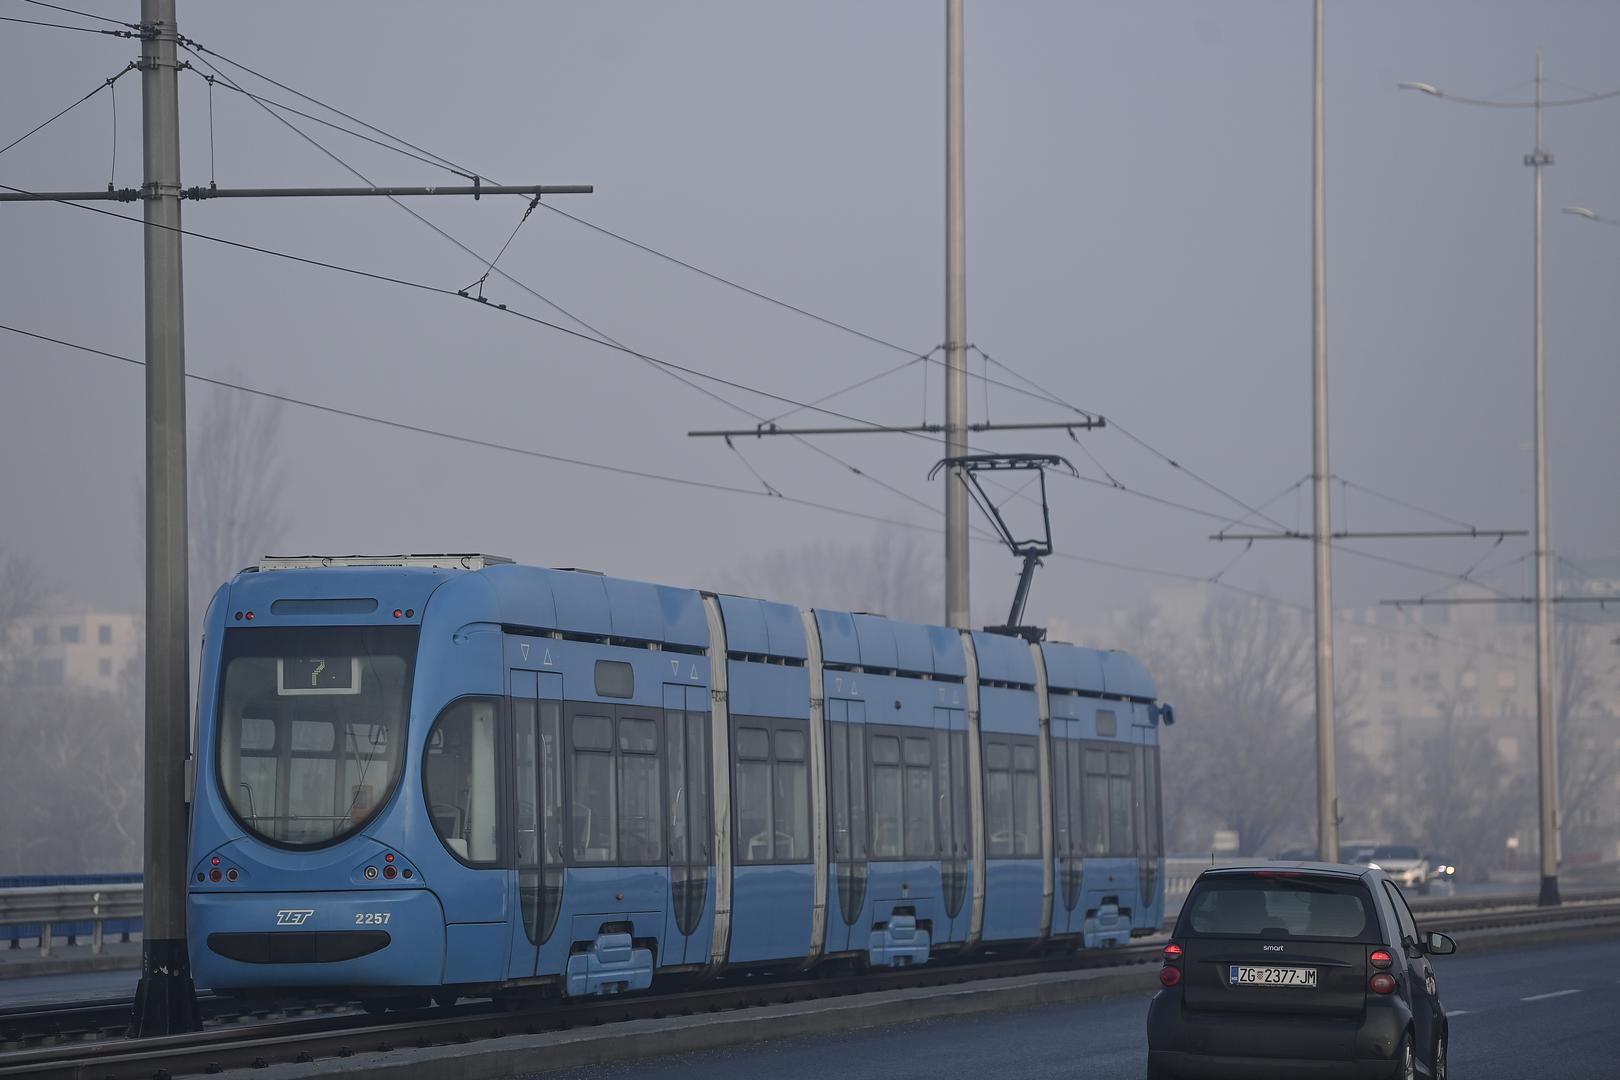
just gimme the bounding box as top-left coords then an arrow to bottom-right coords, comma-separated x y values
1196,861 -> 1378,881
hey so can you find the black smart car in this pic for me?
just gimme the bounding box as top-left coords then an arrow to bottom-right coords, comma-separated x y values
1147,863 -> 1456,1079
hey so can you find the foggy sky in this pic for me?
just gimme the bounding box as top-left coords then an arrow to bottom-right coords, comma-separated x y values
2,1 -> 1617,634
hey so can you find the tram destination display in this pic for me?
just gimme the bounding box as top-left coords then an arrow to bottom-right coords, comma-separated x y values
277,655 -> 363,695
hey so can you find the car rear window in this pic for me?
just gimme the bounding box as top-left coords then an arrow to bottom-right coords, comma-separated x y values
1179,874 -> 1380,942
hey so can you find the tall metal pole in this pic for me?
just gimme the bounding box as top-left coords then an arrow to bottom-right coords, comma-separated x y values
130,0 -> 200,1034
1529,51 -> 1560,907
1310,0 -> 1339,866
944,0 -> 970,629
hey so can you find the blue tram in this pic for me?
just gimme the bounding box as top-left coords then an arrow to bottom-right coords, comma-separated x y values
186,555 -> 1172,1001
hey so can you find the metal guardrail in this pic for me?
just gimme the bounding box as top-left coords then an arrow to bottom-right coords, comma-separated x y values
0,884 -> 143,956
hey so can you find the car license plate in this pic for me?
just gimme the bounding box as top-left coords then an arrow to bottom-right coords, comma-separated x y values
1230,965 -> 1317,988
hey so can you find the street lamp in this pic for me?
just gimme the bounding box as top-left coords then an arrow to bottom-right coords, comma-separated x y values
1563,206 -> 1620,227
1400,56 -> 1620,908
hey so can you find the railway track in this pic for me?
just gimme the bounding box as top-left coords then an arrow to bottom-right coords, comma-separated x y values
2,898 -> 1616,1080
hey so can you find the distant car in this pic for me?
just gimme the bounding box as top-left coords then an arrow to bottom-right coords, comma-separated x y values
1428,856 -> 1458,881
1368,844 -> 1431,892
1148,862 -> 1457,1079
1341,838 -> 1380,864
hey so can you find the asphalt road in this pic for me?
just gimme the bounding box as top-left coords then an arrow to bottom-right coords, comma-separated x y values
536,935 -> 1620,1080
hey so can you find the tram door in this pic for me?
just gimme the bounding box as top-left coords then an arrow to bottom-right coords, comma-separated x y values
936,706 -> 971,942
1050,716 -> 1083,936
507,668 -> 565,980
825,698 -> 868,955
663,684 -> 713,965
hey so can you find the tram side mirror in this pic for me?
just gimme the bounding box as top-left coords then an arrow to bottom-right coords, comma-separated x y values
1425,931 -> 1457,956
1158,703 -> 1176,726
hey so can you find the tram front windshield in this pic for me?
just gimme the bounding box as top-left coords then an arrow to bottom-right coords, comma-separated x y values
216,625 -> 419,847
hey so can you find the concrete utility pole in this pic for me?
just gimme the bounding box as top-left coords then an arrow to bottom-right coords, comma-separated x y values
1528,51 -> 1559,908
1310,0 -> 1339,867
130,0 -> 197,1036
1398,55 -> 1620,906
944,0 -> 970,629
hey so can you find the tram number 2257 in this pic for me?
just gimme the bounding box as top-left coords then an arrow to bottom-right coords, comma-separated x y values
355,912 -> 392,925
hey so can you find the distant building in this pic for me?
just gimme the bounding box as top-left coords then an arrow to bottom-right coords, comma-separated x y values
4,613 -> 141,694
1058,571 -> 1620,862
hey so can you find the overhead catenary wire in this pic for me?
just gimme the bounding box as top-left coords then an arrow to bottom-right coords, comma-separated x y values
3,315 -> 1544,660
20,0 -> 134,27
160,39 -> 1289,548
0,13 -> 136,37
0,64 -> 134,160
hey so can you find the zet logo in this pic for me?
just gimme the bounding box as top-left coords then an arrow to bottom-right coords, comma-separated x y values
275,909 -> 315,926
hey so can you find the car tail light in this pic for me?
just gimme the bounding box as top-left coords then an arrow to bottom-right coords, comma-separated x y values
1369,949 -> 1393,969
1163,943 -> 1183,960
1369,973 -> 1397,995
1160,965 -> 1183,987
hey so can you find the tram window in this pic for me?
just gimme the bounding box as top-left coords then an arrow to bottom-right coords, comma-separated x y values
984,737 -> 1014,857
1141,744 -> 1162,861
904,737 -> 935,857
1052,738 -> 1071,857
571,713 -> 617,863
736,726 -> 771,761
595,660 -> 634,699
618,717 -> 662,864
1012,740 -> 1040,856
423,698 -> 501,865
668,711 -> 688,863
290,720 -> 334,752
540,702 -> 563,864
776,729 -> 807,762
1109,749 -> 1133,856
870,734 -> 903,858
1096,709 -> 1117,737
575,714 -> 614,751
240,716 -> 275,752
1066,741 -> 1084,856
734,735 -> 772,862
220,625 -> 416,849
619,717 -> 658,754
514,698 -> 540,939
1083,747 -> 1109,856
849,720 -> 868,860
951,730 -> 969,859
687,713 -> 710,861
829,722 -> 851,861
775,752 -> 809,860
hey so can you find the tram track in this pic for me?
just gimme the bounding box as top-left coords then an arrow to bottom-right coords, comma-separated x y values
3,886 -> 1615,1051
3,898 -> 1617,1079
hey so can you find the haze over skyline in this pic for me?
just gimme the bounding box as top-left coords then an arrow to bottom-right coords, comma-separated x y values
3,1 -> 1617,633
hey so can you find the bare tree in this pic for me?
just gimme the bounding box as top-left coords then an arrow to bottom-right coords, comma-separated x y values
0,549 -> 47,686
1557,618 -> 1620,863
1123,595 -> 1334,857
1406,684 -> 1532,881
188,386 -> 287,620
714,528 -> 942,624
